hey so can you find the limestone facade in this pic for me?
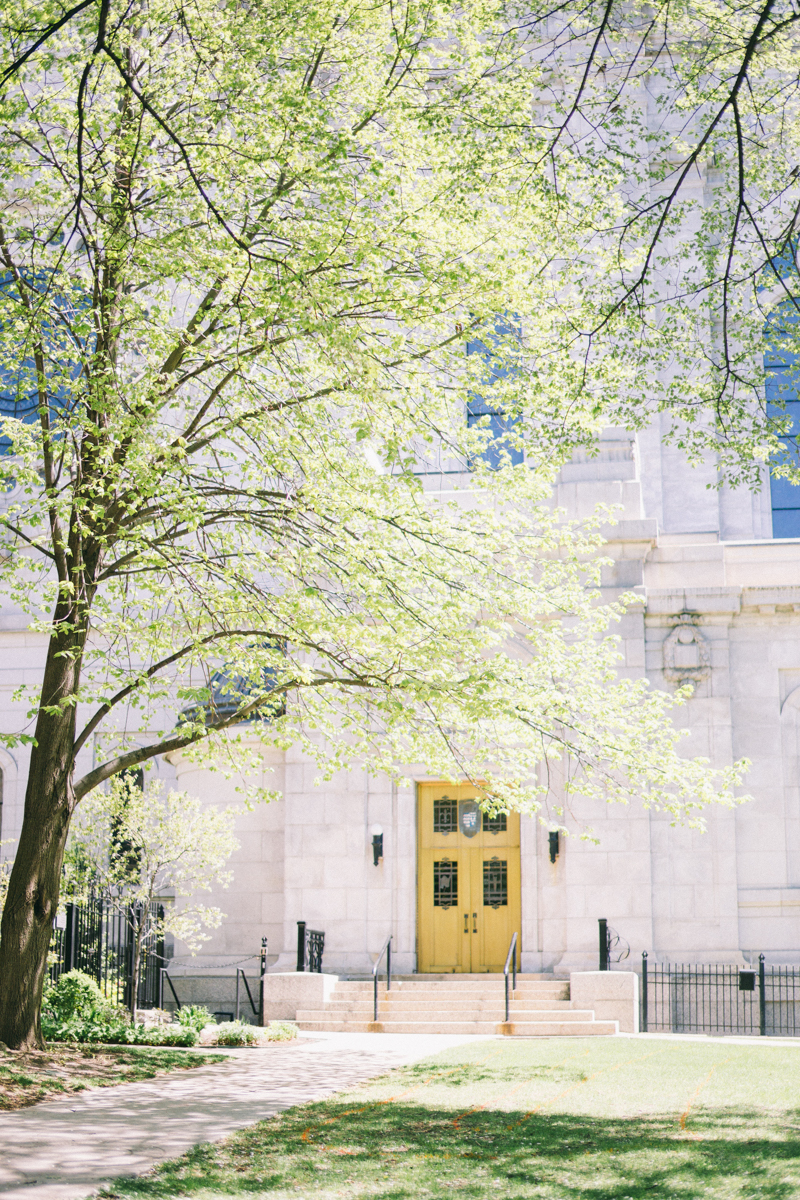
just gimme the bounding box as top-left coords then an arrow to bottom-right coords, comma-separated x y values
2,427 -> 800,976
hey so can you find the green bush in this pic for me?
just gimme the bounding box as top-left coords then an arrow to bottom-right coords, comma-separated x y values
42,970 -> 128,1041
44,970 -> 107,1023
45,1018 -> 199,1046
266,1020 -> 298,1042
42,974 -> 200,1047
143,1026 -> 198,1047
212,1020 -> 263,1046
176,1004 -> 215,1033
206,1019 -> 298,1046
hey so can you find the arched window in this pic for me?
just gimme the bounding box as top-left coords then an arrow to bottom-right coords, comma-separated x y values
765,301 -> 800,536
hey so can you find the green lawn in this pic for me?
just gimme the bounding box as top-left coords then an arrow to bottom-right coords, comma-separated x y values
101,1037 -> 800,1199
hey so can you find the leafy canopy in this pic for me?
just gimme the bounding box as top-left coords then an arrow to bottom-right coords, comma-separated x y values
0,0 -> 757,824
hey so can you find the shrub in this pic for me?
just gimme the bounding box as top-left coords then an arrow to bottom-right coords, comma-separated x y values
41,974 -> 200,1047
143,1025 -> 198,1047
203,1019 -> 298,1046
176,1004 -> 215,1033
211,1020 -> 263,1046
45,1019 -> 200,1046
44,970 -> 107,1023
266,1021 -> 298,1042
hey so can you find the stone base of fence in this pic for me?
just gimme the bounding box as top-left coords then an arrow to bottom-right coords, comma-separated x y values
259,971 -> 339,1021
570,971 -> 639,1033
160,973 -> 264,1022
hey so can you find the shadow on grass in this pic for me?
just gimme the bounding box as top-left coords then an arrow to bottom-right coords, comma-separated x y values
102,1099 -> 800,1199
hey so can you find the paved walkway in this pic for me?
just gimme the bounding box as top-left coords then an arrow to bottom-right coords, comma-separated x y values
0,1032 -> 486,1200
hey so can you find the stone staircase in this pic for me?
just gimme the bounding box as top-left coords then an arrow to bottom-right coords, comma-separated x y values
295,975 -> 618,1036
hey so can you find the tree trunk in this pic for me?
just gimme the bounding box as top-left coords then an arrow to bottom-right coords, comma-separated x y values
0,636 -> 81,1049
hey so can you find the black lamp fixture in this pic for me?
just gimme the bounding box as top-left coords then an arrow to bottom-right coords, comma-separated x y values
371,824 -> 384,866
548,830 -> 560,864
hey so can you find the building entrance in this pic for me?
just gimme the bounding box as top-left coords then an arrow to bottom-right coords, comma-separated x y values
417,783 -> 520,973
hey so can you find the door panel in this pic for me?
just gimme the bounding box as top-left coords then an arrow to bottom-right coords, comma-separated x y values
417,783 -> 520,973
475,851 -> 521,971
418,846 -> 471,972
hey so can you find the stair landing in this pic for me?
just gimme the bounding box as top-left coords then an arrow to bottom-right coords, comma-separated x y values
295,975 -> 618,1037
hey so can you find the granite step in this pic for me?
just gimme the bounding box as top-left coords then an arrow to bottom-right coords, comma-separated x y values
296,1007 -> 598,1023
295,1018 -> 618,1036
292,974 -> 616,1037
312,998 -> 574,1013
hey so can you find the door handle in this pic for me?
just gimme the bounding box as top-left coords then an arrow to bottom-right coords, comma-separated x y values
472,912 -> 477,933
464,913 -> 468,934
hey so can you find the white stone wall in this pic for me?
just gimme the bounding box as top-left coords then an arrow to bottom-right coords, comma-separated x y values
6,420 -> 800,974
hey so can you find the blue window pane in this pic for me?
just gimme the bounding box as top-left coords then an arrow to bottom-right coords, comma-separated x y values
766,302 -> 800,535
771,509 -> 800,538
0,271 -> 87,453
765,301 -> 800,367
769,472 -> 800,509
466,411 -> 522,470
766,373 -> 800,415
466,316 -> 523,469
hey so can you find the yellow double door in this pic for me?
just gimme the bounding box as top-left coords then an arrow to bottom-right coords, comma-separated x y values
417,783 -> 521,973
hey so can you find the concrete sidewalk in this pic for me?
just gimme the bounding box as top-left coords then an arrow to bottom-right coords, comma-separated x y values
0,1032 -> 486,1200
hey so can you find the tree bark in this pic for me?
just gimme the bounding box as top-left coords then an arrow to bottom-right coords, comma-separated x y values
0,632 -> 82,1048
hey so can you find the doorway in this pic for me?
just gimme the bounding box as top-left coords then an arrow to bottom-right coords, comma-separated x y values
417,782 -> 520,973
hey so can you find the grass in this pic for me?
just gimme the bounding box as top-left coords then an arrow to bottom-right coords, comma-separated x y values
0,1043 -> 225,1109
97,1037 -> 800,1199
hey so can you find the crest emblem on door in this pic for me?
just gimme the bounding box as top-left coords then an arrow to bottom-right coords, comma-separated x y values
459,799 -> 481,838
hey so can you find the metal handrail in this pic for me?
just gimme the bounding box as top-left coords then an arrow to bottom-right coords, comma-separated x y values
599,918 -> 630,971
372,935 -> 392,1022
504,931 -> 518,1023
235,969 -> 259,1020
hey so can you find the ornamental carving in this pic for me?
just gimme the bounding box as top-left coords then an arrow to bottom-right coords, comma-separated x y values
662,613 -> 711,690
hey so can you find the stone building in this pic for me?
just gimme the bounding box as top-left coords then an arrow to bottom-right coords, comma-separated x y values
3,395 -> 800,980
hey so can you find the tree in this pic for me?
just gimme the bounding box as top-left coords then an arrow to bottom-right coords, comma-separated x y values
66,776 -> 239,1015
0,0 -> 750,1049
480,0 -> 800,487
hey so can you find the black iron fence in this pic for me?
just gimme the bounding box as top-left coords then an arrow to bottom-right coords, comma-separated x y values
295,921 -> 325,972
50,897 -> 165,1010
641,953 -> 800,1036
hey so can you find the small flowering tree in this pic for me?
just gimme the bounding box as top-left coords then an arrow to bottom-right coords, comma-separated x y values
67,777 -> 239,1016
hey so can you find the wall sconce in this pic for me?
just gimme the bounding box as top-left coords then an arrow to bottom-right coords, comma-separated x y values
548,831 -> 560,864
371,824 -> 384,866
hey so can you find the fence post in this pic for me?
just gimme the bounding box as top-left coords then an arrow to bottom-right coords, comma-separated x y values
599,919 -> 609,971
235,969 -> 241,1021
641,952 -> 648,1032
156,906 -> 165,1010
296,921 -> 306,972
95,894 -> 104,986
759,953 -> 766,1036
64,903 -> 77,973
259,936 -> 267,1026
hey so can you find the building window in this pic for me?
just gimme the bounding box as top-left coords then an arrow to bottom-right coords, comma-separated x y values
0,271 -> 85,455
482,811 -> 507,834
433,797 -> 458,834
433,858 -> 458,909
466,317 -> 523,469
766,301 -> 800,537
483,857 -> 507,908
